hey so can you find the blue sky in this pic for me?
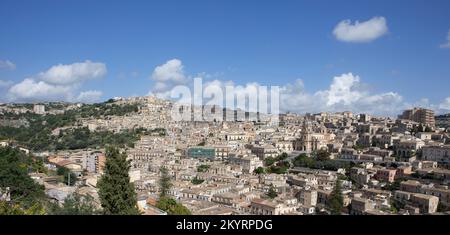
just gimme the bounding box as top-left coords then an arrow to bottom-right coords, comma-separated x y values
0,0 -> 449,115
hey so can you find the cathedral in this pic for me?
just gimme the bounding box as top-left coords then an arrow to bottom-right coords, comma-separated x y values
294,119 -> 334,153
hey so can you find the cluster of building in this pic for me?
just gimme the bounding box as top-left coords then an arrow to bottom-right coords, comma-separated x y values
82,96 -> 173,132
2,97 -> 450,215
122,102 -> 450,215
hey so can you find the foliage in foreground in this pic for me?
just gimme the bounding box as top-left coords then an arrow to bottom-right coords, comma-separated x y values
327,180 -> 344,215
48,193 -> 102,215
156,197 -> 191,215
0,147 -> 46,208
97,147 -> 140,215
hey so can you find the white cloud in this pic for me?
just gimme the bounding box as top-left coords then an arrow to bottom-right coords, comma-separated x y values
400,98 -> 450,115
0,79 -> 13,88
8,78 -> 74,101
319,73 -> 363,106
7,60 -> 106,103
170,74 -> 404,116
202,79 -> 261,112
146,59 -> 442,116
149,59 -> 191,97
333,16 -> 388,43
151,59 -> 186,83
38,60 -> 106,85
76,90 -> 103,103
440,28 -> 450,49
280,73 -> 403,116
153,81 -> 170,92
154,71 -> 405,116
439,97 -> 450,111
0,60 -> 16,70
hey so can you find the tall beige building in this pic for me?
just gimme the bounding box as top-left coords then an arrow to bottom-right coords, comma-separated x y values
398,107 -> 435,126
33,104 -> 45,115
294,120 -> 333,153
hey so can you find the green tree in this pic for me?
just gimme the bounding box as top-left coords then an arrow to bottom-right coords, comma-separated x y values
417,123 -> 424,132
264,157 -> 276,166
277,152 -> 288,161
267,161 -> 289,174
437,202 -> 447,212
156,197 -> 191,215
191,177 -> 204,185
391,199 -> 405,212
383,179 -> 402,191
155,166 -> 190,215
266,185 -> 278,199
159,166 -> 172,198
0,147 -> 46,208
254,167 -> 265,174
293,153 -> 314,167
328,180 -> 344,215
316,149 -> 331,161
197,164 -> 210,173
48,193 -> 102,215
0,201 -> 45,215
57,167 -> 77,186
97,147 -> 140,215
197,141 -> 206,146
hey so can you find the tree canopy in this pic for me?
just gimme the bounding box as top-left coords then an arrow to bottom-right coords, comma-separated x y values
97,147 -> 140,215
266,185 -> 278,199
159,166 -> 172,198
0,102 -> 165,152
315,149 -> 331,161
328,180 -> 344,215
156,197 -> 191,215
48,193 -> 102,215
293,153 -> 353,171
156,166 -> 191,215
254,167 -> 265,174
57,167 -> 78,186
0,147 -> 46,208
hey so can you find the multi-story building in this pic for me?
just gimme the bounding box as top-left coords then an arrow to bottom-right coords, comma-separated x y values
410,193 -> 439,214
228,154 -> 263,174
421,185 -> 450,207
358,114 -> 371,123
365,147 -> 393,159
400,180 -> 423,193
356,133 -> 372,148
350,167 -> 371,185
394,191 -> 439,214
398,107 -> 435,127
422,144 -> 450,167
393,138 -> 425,160
214,145 -> 230,160
85,152 -> 106,174
275,141 -> 294,153
251,144 -> 279,160
250,199 -> 296,215
375,169 -> 397,183
294,120 -> 333,153
296,189 -> 317,207
33,104 -> 45,115
350,197 -> 375,215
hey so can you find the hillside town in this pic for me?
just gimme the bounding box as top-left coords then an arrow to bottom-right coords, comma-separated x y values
1,96 -> 450,215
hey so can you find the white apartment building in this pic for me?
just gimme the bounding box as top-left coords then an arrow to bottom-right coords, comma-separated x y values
422,145 -> 450,166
